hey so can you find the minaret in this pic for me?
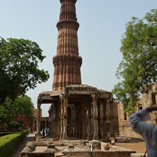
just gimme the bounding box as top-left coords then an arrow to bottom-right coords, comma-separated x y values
52,0 -> 82,91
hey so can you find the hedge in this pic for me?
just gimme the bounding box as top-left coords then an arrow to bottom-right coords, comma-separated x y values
0,130 -> 27,157
0,132 -> 12,137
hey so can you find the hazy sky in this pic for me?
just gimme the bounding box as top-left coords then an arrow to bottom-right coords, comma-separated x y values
1,0 -> 157,116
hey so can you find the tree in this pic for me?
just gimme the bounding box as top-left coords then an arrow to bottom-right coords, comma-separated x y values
112,9 -> 157,114
0,95 -> 33,130
0,37 -> 49,105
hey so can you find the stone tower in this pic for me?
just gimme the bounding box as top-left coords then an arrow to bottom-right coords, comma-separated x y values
52,0 -> 82,91
37,0 -> 118,140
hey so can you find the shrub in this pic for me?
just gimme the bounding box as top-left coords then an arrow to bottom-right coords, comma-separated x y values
9,121 -> 21,128
0,132 -> 12,137
0,130 -> 27,157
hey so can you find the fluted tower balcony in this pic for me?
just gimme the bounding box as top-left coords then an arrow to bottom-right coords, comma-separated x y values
52,0 -> 82,91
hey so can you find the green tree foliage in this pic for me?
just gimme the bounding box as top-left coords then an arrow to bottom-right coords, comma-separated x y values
112,9 -> 157,113
0,95 -> 33,129
0,37 -> 49,105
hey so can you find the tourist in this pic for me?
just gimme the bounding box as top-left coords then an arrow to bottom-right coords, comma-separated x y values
129,105 -> 157,157
109,137 -> 116,145
42,127 -> 45,137
45,127 -> 48,136
47,127 -> 49,136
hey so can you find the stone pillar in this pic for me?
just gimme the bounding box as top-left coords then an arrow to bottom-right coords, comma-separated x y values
92,95 -> 98,140
57,101 -> 61,139
110,102 -> 115,137
102,100 -> 108,141
54,104 -> 58,138
60,98 -> 64,140
87,104 -> 92,140
82,101 -> 86,139
73,105 -> 77,138
98,102 -> 101,139
45,119 -> 47,127
75,105 -> 78,138
62,97 -> 68,139
70,107 -> 73,137
77,103 -> 82,139
37,103 -> 41,135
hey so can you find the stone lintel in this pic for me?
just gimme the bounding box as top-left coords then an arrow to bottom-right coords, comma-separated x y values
68,90 -> 92,95
41,96 -> 58,100
98,95 -> 110,99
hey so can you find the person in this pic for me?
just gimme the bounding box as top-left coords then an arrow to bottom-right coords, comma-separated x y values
109,137 -> 116,145
129,105 -> 157,157
42,127 -> 45,137
47,127 -> 49,136
45,127 -> 47,136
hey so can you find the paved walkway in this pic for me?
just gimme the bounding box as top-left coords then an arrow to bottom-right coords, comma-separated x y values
116,141 -> 146,153
9,133 -> 35,157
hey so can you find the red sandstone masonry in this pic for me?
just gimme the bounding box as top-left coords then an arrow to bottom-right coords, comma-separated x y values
52,0 -> 82,91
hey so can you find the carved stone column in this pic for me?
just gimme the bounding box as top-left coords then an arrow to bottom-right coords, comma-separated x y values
57,101 -> 61,139
82,101 -> 86,139
70,106 -> 73,137
110,102 -> 115,137
62,97 -> 68,139
78,103 -> 82,139
54,103 -> 59,139
73,105 -> 77,138
87,103 -> 92,140
60,97 -> 64,140
37,103 -> 41,135
75,104 -> 78,138
45,119 -> 47,127
92,95 -> 98,140
98,102 -> 101,139
102,100 -> 108,141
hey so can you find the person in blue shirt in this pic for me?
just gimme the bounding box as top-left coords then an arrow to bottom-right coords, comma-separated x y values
129,105 -> 157,157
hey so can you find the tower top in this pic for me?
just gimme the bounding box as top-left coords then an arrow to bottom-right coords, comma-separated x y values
60,0 -> 77,3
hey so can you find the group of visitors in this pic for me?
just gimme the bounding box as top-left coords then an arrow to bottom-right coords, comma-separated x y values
41,127 -> 49,137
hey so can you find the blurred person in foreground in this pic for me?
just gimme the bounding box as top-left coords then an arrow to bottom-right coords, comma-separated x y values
129,105 -> 157,157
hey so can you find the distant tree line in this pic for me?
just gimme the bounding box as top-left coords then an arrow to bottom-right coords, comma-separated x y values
112,9 -> 157,114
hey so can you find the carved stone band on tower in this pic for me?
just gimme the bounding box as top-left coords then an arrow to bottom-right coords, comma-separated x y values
52,0 -> 82,91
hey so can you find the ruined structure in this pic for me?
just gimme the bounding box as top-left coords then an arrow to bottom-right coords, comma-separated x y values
37,0 -> 119,140
20,139 -> 136,157
118,83 -> 157,138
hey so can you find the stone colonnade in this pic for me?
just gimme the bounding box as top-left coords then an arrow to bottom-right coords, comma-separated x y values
37,94 -> 115,141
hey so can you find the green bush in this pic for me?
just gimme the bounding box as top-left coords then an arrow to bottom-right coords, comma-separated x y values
0,130 -> 27,157
9,121 -> 21,128
0,132 -> 12,137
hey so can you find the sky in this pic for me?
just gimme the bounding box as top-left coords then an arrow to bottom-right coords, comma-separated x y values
1,0 -> 157,116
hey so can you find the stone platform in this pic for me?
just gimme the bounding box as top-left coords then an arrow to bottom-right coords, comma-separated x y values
20,139 -> 137,157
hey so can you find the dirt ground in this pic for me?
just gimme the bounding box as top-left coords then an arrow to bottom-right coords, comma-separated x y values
116,141 -> 146,153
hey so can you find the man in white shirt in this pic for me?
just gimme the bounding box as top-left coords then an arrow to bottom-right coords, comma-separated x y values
129,105 -> 157,157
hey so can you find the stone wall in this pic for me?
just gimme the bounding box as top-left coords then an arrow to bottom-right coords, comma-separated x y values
118,103 -> 142,138
118,83 -> 157,138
